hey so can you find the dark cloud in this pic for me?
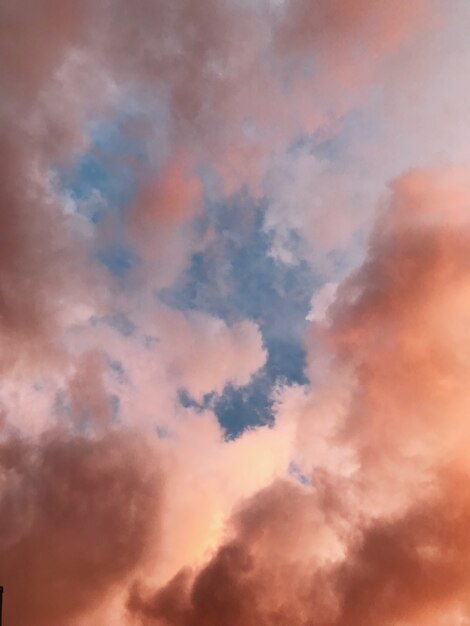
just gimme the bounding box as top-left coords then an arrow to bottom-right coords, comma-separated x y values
129,471 -> 470,626
0,429 -> 161,625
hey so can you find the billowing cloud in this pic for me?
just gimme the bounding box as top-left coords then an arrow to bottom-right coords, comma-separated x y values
0,0 -> 437,357
0,1 -> 469,625
0,428 -> 161,626
156,308 -> 266,400
130,471 -> 470,626
0,1 -> 107,370
127,166 -> 470,625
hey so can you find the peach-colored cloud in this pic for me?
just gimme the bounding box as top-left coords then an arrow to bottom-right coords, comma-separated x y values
325,167 -> 470,479
68,350 -> 115,431
133,162 -> 201,226
0,1 -> 91,101
264,148 -> 367,270
128,166 -> 470,625
96,0 -> 434,197
132,470 -> 470,626
1,2 -> 469,625
155,308 -> 266,401
119,156 -> 204,290
56,305 -> 266,437
0,428 -> 161,626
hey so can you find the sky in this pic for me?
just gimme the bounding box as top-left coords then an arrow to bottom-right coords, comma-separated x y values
1,1 -> 470,624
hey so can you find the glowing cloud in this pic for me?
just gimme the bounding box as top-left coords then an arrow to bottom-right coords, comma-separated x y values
0,2 -> 469,625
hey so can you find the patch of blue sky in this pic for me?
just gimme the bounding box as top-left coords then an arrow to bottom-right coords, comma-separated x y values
57,111 -> 151,277
178,372 -> 275,437
101,311 -> 136,337
213,370 -> 283,438
162,192 -> 316,333
162,190 -> 318,437
288,462 -> 311,487
178,338 -> 308,438
60,113 -> 147,222
96,244 -> 140,277
104,355 -> 128,386
155,425 -> 174,440
53,385 -> 121,431
289,102 -> 379,164
109,394 -> 121,424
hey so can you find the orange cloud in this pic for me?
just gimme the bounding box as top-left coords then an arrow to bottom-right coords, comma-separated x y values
0,2 -> 467,624
129,166 -> 470,625
0,428 -> 161,626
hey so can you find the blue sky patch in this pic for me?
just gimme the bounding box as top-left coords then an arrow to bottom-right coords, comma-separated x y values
163,190 -> 316,437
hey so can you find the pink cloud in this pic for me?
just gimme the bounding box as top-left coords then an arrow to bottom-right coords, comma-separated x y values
0,2 -> 469,624
0,428 -> 162,626
155,308 -> 266,400
127,166 -> 470,625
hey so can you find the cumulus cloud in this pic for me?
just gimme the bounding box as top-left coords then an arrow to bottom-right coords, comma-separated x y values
0,0 -> 436,358
0,428 -> 161,626
132,472 -> 470,626
127,166 -> 470,625
155,308 -> 266,400
0,1 -> 468,624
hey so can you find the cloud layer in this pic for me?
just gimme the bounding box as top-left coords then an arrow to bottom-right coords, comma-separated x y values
127,166 -> 470,626
0,1 -> 469,624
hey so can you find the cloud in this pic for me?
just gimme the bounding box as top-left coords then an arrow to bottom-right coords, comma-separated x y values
264,148 -> 362,269
0,1 -> 91,101
123,155 -> 204,290
332,472 -> 470,625
1,2 -> 469,624
128,166 -> 470,624
306,282 -> 338,322
155,309 -> 267,401
0,0 -> 438,362
325,167 -> 470,483
0,1 -> 111,369
277,0 -> 430,68
0,427 -> 161,626
130,470 -> 470,626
